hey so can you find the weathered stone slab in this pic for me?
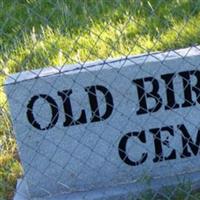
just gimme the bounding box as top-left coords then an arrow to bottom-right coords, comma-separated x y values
6,46 -> 200,199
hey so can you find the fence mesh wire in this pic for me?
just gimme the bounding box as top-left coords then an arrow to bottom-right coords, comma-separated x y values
2,0 -> 200,200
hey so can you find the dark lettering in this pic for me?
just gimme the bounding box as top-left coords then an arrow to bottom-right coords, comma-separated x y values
178,124 -> 200,158
133,77 -> 162,115
58,89 -> 87,126
179,71 -> 200,107
161,73 -> 179,110
118,131 -> 147,166
27,94 -> 59,130
85,85 -> 114,122
150,126 -> 176,162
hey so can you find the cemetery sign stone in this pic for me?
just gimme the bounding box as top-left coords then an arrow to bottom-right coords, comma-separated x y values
5,46 -> 200,199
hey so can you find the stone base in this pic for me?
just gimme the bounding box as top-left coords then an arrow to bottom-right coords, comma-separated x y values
13,178 -> 30,200
13,171 -> 200,200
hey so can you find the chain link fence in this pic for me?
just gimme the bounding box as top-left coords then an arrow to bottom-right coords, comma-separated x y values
1,0 -> 200,200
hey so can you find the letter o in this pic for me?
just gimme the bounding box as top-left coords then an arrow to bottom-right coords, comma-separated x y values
26,94 -> 59,130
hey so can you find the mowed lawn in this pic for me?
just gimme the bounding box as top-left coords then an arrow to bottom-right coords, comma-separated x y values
1,0 -> 200,199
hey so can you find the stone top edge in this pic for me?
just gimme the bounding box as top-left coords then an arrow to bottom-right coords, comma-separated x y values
5,46 -> 200,85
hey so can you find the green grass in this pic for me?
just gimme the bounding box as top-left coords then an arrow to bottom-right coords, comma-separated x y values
135,184 -> 200,200
1,0 -> 200,199
0,108 -> 22,200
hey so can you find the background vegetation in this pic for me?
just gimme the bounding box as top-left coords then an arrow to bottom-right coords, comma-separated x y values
1,0 -> 200,199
